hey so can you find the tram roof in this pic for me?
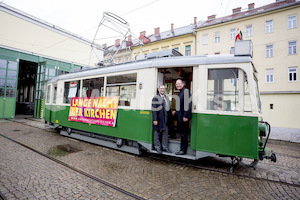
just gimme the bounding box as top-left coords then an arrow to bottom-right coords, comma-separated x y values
47,54 -> 252,83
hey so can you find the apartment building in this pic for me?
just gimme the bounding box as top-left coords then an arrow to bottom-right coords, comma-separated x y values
195,0 -> 299,141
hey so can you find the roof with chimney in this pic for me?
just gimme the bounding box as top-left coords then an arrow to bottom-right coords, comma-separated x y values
105,0 -> 300,51
196,0 -> 299,29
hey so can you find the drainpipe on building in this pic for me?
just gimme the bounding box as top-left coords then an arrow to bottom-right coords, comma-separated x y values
193,17 -> 197,55
194,30 -> 197,55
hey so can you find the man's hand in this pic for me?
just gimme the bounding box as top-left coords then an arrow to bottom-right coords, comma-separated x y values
153,121 -> 158,125
183,117 -> 188,122
172,110 -> 176,116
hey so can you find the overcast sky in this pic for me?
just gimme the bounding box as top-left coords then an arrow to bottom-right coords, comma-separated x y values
3,0 -> 275,45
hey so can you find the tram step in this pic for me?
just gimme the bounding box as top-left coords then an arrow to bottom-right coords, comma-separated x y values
148,150 -> 197,160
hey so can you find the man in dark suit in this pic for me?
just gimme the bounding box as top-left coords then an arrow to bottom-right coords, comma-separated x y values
152,85 -> 171,154
172,79 -> 192,155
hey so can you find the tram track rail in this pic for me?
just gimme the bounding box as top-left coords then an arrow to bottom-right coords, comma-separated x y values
0,133 -> 145,200
147,154 -> 300,188
4,118 -> 300,189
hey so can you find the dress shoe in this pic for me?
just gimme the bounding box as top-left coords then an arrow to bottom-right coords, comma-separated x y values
156,149 -> 162,154
162,149 -> 172,153
175,150 -> 185,155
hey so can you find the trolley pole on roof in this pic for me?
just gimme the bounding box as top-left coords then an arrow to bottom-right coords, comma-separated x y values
90,12 -> 143,66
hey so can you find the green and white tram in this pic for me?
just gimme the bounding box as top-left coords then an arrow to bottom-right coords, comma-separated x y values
44,41 -> 276,166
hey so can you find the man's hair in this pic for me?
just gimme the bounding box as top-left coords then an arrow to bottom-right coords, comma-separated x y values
157,84 -> 166,89
176,78 -> 185,86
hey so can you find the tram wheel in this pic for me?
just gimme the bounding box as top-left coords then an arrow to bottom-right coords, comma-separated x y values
116,138 -> 124,148
66,128 -> 72,135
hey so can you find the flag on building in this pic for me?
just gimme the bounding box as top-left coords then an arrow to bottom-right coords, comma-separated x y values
235,28 -> 243,41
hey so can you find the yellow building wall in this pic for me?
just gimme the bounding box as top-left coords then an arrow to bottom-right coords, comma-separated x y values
195,5 -> 300,132
261,94 -> 300,129
0,10 -> 101,66
131,34 -> 195,58
196,5 -> 300,93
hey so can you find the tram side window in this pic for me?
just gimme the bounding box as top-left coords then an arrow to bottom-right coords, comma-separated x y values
82,77 -> 104,97
207,69 -> 239,111
63,80 -> 81,104
207,68 -> 252,112
53,84 -> 57,104
46,85 -> 51,103
106,73 -> 137,107
244,77 -> 252,112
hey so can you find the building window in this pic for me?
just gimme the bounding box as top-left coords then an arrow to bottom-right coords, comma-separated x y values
265,20 -> 273,33
214,31 -> 220,43
230,28 -> 236,40
288,41 -> 297,55
203,34 -> 208,45
266,69 -> 274,83
288,15 -> 297,29
185,45 -> 191,56
288,67 -> 298,82
266,45 -> 274,57
246,24 -> 253,37
117,57 -> 122,64
125,56 -> 130,62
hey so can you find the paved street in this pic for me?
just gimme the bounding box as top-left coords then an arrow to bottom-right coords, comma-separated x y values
0,118 -> 300,199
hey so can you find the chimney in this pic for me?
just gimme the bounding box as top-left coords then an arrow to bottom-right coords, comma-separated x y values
154,27 -> 160,35
171,23 -> 174,31
248,3 -> 255,10
207,15 -> 216,21
194,17 -> 197,25
115,39 -> 120,46
140,31 -> 146,38
127,35 -> 132,42
232,7 -> 241,14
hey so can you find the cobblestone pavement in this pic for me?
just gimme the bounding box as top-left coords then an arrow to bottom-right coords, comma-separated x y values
1,118 -> 300,199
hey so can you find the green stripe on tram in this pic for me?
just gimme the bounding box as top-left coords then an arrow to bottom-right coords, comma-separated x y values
44,105 -> 153,143
45,106 -> 259,160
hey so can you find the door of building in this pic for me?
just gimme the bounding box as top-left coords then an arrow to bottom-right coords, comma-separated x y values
0,58 -> 19,118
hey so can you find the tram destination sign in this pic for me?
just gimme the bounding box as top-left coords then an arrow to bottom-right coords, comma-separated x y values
68,97 -> 119,127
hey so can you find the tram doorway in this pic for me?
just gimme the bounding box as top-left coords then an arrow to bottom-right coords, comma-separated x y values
158,66 -> 193,108
157,67 -> 193,139
16,60 -> 38,116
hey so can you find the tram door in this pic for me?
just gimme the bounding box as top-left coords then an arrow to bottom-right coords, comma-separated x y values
157,67 -> 193,138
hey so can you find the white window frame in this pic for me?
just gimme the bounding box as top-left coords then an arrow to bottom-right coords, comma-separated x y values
288,67 -> 298,82
288,41 -> 297,55
214,31 -> 220,43
202,34 -> 208,45
288,15 -> 297,29
265,20 -> 273,33
230,28 -> 236,40
266,44 -> 274,58
266,69 -> 274,83
246,24 -> 253,37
